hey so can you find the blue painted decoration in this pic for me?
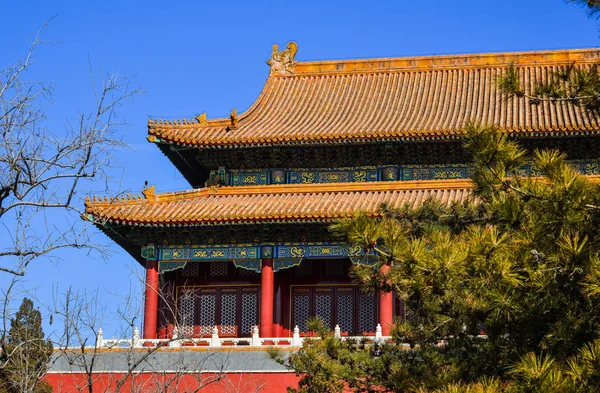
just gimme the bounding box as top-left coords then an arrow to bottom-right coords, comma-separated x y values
141,244 -> 157,260
233,259 -> 262,273
160,245 -> 259,261
159,261 -> 188,273
209,159 -> 600,187
273,258 -> 303,272
155,243 -> 376,273
156,243 -> 371,262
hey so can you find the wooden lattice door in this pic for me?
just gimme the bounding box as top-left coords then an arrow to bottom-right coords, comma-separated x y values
177,286 -> 259,337
292,286 -> 377,336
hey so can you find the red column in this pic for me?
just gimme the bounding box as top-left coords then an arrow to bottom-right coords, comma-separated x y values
143,260 -> 159,339
260,258 -> 274,337
379,264 -> 393,336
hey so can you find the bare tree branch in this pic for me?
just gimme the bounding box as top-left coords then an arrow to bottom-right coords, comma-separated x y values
0,20 -> 141,283
0,20 -> 142,391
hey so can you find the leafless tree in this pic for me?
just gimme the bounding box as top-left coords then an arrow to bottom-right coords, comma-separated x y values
49,281 -> 255,393
0,19 -> 141,390
0,19 -> 140,277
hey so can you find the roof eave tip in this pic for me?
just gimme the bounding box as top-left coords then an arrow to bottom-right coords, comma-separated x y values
147,134 -> 163,144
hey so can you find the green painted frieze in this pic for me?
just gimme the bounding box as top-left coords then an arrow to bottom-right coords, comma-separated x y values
212,159 -> 600,187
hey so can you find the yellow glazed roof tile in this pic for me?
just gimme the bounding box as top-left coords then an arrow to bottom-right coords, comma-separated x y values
85,180 -> 473,226
147,47 -> 600,148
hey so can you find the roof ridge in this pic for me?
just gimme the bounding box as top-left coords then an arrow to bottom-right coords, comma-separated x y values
297,47 -> 599,63
85,192 -> 147,208
290,48 -> 600,76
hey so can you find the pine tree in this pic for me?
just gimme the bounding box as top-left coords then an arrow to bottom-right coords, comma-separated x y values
281,124 -> 600,392
498,1 -> 600,113
279,4 -> 600,392
0,298 -> 53,393
568,0 -> 600,19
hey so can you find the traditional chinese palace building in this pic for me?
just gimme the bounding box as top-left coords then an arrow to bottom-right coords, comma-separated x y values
83,44 -> 600,345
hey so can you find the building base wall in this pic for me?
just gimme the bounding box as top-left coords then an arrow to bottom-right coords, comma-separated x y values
45,371 -> 299,393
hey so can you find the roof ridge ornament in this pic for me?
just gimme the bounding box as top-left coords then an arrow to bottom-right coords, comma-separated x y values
195,112 -> 207,125
267,41 -> 298,75
142,185 -> 156,200
227,108 -> 238,131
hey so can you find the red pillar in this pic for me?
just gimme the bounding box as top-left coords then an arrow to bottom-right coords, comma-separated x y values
379,264 -> 393,336
143,260 -> 159,339
260,258 -> 274,337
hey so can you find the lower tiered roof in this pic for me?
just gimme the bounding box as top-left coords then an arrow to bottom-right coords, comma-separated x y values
85,180 -> 472,227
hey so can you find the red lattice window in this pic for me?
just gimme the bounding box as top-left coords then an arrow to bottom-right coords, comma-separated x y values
358,292 -> 376,334
178,290 -> 197,337
293,290 -> 311,332
220,291 -> 237,335
337,289 -> 354,333
198,290 -> 217,336
292,286 -> 377,335
176,286 -> 259,337
325,260 -> 345,277
315,289 -> 332,327
241,291 -> 258,335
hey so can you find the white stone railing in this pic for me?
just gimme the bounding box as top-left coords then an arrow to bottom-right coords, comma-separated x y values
85,324 -> 393,349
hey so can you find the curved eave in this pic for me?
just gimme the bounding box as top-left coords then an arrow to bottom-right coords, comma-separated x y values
148,129 -> 600,150
84,179 -> 474,229
95,216 -> 363,228
147,67 -> 277,146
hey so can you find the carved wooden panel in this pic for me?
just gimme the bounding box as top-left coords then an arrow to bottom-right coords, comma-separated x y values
220,293 -> 237,335
178,291 -> 196,337
176,286 -> 259,337
337,291 -> 354,333
241,292 -> 258,335
293,290 -> 311,332
292,286 -> 376,335
198,292 -> 217,336
359,292 -> 376,334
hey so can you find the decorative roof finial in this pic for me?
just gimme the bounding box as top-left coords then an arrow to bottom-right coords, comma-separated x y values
142,185 -> 156,200
267,41 -> 298,75
229,108 -> 238,130
195,112 -> 207,125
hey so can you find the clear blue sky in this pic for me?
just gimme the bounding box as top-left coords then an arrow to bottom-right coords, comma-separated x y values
2,0 -> 599,339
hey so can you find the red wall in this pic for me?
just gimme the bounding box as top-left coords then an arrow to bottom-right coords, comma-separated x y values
45,371 -> 299,393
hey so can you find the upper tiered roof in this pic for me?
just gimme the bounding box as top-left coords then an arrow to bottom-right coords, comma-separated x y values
148,45 -> 600,148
